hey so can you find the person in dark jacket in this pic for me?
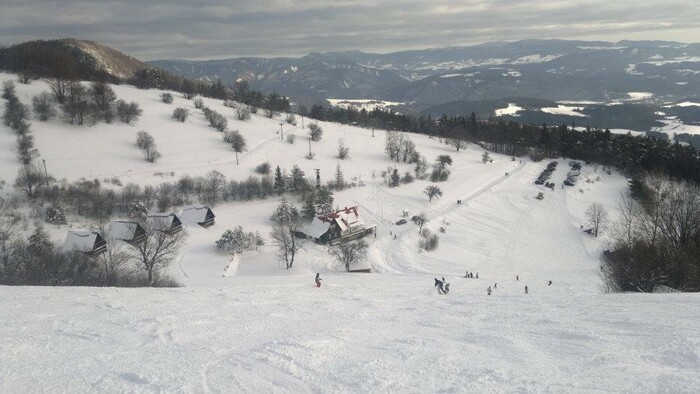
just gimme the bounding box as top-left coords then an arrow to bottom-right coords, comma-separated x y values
315,273 -> 322,288
434,278 -> 445,294
524,285 -> 529,294
487,286 -> 492,295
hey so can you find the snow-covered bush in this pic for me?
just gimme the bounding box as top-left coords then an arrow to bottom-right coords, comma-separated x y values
45,204 -> 67,225
204,108 -> 227,131
193,97 -> 204,109
116,100 -> 142,124
419,229 -> 439,251
286,133 -> 296,144
235,104 -> 251,121
285,113 -> 296,125
160,93 -> 174,104
308,123 -> 323,141
337,139 -> 349,159
255,162 -> 271,175
172,107 -> 189,122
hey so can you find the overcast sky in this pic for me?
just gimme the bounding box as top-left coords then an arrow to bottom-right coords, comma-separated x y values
1,0 -> 698,60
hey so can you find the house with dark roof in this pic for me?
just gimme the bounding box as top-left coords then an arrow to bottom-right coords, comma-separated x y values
109,221 -> 146,244
147,213 -> 183,234
180,205 -> 215,228
62,230 -> 108,256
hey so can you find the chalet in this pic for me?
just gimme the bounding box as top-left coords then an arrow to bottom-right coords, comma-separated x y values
109,221 -> 146,244
147,213 -> 183,234
62,230 -> 108,256
303,206 -> 375,245
180,205 -> 216,228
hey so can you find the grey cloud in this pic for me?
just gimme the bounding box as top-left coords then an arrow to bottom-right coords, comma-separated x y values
0,0 -> 698,60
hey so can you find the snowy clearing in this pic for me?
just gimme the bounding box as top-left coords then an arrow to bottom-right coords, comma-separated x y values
541,105 -> 588,117
494,103 -> 523,117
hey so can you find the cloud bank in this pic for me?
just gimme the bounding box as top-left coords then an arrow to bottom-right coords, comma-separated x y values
0,0 -> 697,59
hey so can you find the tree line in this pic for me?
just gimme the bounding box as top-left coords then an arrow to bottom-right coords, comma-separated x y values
303,105 -> 700,185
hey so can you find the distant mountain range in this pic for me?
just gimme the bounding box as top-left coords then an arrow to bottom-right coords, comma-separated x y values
151,39 -> 700,112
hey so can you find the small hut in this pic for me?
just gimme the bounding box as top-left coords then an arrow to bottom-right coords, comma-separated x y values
109,221 -> 146,244
180,205 -> 216,228
62,230 -> 108,256
147,213 -> 183,234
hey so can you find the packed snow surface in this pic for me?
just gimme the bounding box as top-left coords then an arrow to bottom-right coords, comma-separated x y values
1,72 -> 699,392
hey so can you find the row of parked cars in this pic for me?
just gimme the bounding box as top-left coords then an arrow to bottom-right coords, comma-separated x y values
564,161 -> 582,186
534,161 -> 558,185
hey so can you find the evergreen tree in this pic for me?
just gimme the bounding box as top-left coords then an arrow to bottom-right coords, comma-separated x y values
301,189 -> 317,220
315,187 -> 334,214
334,163 -> 345,190
290,165 -> 306,192
273,165 -> 285,195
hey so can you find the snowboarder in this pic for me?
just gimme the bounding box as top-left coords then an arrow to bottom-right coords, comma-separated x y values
315,273 -> 322,288
487,286 -> 492,295
548,280 -> 552,286
516,275 -> 519,281
444,282 -> 450,294
524,285 -> 529,294
494,282 -> 497,289
476,272 -> 479,279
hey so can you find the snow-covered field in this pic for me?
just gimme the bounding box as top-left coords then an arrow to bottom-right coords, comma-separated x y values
541,105 -> 588,117
2,73 -> 700,392
494,103 -> 523,117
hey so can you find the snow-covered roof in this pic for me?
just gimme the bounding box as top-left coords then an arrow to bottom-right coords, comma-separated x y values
304,217 -> 331,239
147,213 -> 180,231
180,205 -> 213,224
109,221 -> 141,241
62,230 -> 102,253
317,206 -> 365,232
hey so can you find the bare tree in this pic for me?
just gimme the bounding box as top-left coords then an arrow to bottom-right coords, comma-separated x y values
47,78 -> 69,104
235,103 -> 251,121
611,194 -> 642,247
424,185 -> 443,202
126,221 -> 186,286
328,239 -> 368,271
270,198 -> 304,269
32,92 -> 56,121
228,130 -> 246,165
14,164 -> 45,197
414,212 -> 429,233
204,170 -> 226,204
586,202 -> 609,237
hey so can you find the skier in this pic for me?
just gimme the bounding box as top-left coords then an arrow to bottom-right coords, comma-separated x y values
464,270 -> 469,278
548,280 -> 552,286
434,278 -> 445,294
476,272 -> 479,279
487,286 -> 492,295
524,285 -> 529,294
315,273 -> 322,288
494,282 -> 497,289
516,275 -> 519,281
444,282 -> 450,294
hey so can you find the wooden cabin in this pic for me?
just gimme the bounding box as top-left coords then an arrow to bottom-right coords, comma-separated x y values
109,221 -> 146,244
180,205 -> 216,228
146,213 -> 183,234
62,230 -> 108,256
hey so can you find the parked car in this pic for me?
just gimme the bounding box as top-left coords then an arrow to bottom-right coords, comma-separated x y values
396,219 -> 407,225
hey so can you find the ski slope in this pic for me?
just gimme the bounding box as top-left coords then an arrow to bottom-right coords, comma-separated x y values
1,73 -> 699,392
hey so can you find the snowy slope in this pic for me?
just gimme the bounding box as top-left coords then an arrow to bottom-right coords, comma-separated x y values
1,284 -> 699,392
2,73 -> 699,392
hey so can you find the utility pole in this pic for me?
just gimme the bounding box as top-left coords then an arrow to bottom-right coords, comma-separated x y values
279,122 -> 284,140
314,168 -> 320,189
308,136 -> 312,157
41,159 -> 49,188
301,115 -> 304,129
